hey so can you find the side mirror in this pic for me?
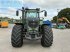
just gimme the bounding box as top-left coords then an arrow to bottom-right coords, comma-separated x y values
16,10 -> 19,16
44,11 -> 47,17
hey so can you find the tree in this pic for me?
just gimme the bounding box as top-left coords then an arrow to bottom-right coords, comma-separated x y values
58,8 -> 70,22
51,16 -> 57,23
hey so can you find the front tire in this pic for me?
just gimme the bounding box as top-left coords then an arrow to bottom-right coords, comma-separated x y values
11,25 -> 23,47
41,25 -> 53,47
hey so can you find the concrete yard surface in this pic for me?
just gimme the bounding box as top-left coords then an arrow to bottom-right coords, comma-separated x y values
0,24 -> 70,52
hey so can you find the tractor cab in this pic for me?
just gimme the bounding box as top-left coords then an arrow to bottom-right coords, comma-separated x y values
16,8 -> 47,25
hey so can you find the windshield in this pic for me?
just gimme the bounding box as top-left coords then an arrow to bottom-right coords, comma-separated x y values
26,12 -> 38,18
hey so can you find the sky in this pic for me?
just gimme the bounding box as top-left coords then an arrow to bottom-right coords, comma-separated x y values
0,0 -> 70,20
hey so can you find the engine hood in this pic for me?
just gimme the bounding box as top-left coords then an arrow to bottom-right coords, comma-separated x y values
27,17 -> 39,28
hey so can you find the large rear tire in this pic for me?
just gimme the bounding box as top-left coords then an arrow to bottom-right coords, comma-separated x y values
11,25 -> 23,47
41,25 -> 53,47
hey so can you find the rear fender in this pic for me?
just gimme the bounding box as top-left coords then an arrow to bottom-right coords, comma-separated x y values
43,20 -> 52,27
15,23 -> 23,25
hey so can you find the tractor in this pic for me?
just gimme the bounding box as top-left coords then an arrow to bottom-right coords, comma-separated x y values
11,7 -> 53,47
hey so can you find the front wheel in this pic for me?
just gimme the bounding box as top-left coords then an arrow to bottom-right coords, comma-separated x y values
41,25 -> 53,47
11,25 -> 23,47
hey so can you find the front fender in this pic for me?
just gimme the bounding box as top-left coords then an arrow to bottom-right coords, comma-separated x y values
43,20 -> 52,27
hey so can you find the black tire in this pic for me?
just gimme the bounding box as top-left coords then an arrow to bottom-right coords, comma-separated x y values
41,25 -> 53,47
11,25 -> 23,47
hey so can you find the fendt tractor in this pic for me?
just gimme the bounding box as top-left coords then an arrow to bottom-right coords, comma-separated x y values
11,7 -> 53,47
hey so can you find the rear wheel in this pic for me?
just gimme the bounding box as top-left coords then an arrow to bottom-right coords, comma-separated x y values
11,25 -> 23,47
41,25 -> 53,47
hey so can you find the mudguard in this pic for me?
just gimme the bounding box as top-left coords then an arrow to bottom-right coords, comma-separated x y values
43,20 -> 52,27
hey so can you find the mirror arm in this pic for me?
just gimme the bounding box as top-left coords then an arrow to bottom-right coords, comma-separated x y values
18,9 -> 22,11
39,10 -> 47,17
40,10 -> 46,13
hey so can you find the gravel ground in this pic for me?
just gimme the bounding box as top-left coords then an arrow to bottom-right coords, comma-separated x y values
0,24 -> 70,52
